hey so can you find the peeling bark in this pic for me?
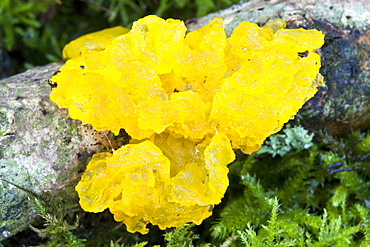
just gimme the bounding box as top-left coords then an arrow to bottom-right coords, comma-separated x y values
1,0 -> 369,240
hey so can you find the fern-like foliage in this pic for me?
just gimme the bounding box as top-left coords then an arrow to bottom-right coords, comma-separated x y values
3,124 -> 370,246
110,240 -> 148,247
238,198 -> 298,246
238,200 -> 361,247
88,0 -> 241,26
29,198 -> 86,247
210,127 -> 370,246
0,0 -> 52,50
163,223 -> 211,247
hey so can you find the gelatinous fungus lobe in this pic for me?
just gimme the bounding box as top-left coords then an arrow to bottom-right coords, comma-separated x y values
211,19 -> 324,153
62,26 -> 130,59
51,15 -> 324,234
76,133 -> 234,234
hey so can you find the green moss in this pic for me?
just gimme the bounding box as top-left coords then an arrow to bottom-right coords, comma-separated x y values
4,124 -> 367,246
207,127 -> 370,246
163,223 -> 202,247
355,131 -> 370,155
0,86 -> 9,92
0,110 -> 9,137
54,120 -> 81,167
29,198 -> 85,247
110,241 -> 149,247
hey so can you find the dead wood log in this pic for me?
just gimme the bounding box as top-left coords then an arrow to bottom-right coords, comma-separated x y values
1,0 -> 369,240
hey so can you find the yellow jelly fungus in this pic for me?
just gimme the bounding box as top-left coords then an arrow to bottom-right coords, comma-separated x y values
76,132 -> 234,234
51,15 -> 325,233
62,26 -> 129,59
51,16 -> 324,147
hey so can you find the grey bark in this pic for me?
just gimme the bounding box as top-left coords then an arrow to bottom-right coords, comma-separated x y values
0,62 -> 127,240
1,0 -> 370,240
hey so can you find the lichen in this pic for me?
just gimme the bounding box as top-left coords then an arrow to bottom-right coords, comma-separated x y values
0,109 -> 9,137
256,124 -> 314,157
0,159 -> 34,240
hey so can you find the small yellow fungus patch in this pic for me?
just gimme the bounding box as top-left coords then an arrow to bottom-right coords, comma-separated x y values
76,133 -> 234,234
62,26 -> 129,59
51,15 -> 325,233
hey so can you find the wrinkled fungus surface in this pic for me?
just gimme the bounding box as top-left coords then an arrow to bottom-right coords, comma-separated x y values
51,15 -> 324,233
76,133 -> 234,234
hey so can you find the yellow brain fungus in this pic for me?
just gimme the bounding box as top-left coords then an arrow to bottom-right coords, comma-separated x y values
51,15 -> 324,233
212,18 -> 324,153
62,26 -> 129,59
76,133 -> 234,234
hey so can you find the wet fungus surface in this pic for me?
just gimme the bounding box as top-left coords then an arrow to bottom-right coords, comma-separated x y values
50,15 -> 324,233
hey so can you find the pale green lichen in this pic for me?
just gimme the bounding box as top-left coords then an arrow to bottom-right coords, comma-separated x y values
256,124 -> 314,157
0,110 -> 8,137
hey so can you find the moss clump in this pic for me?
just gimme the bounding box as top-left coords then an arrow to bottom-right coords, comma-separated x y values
208,127 -> 370,246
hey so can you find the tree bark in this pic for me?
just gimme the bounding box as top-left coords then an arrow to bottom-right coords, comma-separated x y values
1,0 -> 370,240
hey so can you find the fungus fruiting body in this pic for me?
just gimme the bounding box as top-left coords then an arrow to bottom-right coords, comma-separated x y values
76,133 -> 234,234
62,26 -> 130,59
51,15 -> 324,233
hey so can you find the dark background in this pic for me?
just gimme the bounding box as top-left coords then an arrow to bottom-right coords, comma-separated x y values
0,0 -> 240,79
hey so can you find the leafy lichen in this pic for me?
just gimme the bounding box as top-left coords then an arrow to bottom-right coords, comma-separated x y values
256,124 -> 314,157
